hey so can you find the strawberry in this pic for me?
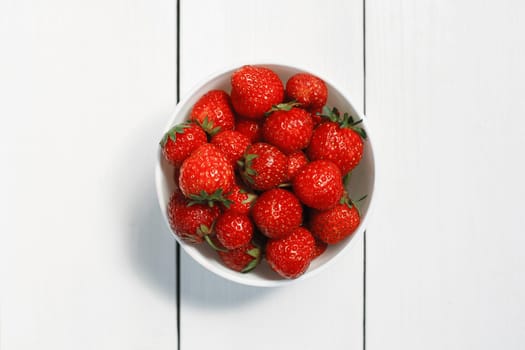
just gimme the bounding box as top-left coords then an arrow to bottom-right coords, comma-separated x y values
285,73 -> 328,110
215,211 -> 254,249
218,242 -> 261,273
235,117 -> 263,143
211,130 -> 251,167
178,143 -> 234,206
251,188 -> 302,239
266,227 -> 315,279
222,183 -> 257,215
231,65 -> 284,119
307,107 -> 367,175
262,103 -> 313,154
238,143 -> 287,191
309,199 -> 360,244
190,90 -> 235,134
292,160 -> 344,210
160,122 -> 207,167
167,192 -> 221,243
308,106 -> 324,127
286,151 -> 309,181
312,238 -> 328,259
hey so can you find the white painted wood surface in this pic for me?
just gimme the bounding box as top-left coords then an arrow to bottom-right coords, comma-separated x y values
0,1 -> 178,349
366,1 -> 525,349
179,1 -> 364,350
5,0 -> 525,349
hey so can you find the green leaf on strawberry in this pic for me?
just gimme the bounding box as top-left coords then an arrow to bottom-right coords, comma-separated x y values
264,100 -> 302,116
241,246 -> 261,273
340,193 -> 367,217
241,193 -> 257,205
319,106 -> 367,140
187,189 -> 233,208
238,153 -> 259,184
196,115 -> 222,136
204,234 -> 228,252
159,122 -> 191,147
246,247 -> 260,258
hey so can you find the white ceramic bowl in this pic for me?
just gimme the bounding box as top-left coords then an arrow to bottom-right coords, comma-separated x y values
155,63 -> 375,287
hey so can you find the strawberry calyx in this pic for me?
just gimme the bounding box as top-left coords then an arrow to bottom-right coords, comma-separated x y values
178,232 -> 201,244
196,115 -> 222,136
205,235 -> 228,252
187,189 -> 233,208
241,245 -> 261,273
339,192 -> 368,217
199,222 -> 228,252
159,122 -> 192,147
204,234 -> 227,251
241,192 -> 258,205
343,172 -> 352,187
318,106 -> 367,139
237,153 -> 258,185
264,101 -> 302,116
197,222 -> 213,237
204,234 -> 229,253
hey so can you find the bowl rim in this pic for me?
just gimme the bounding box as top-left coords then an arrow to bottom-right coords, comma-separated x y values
154,62 -> 376,287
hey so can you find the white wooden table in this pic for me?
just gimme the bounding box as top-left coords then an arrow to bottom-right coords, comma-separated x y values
1,1 -> 524,349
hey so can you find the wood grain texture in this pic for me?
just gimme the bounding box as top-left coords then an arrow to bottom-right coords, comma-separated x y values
366,1 -> 525,349
179,1 -> 364,349
0,1 -> 177,349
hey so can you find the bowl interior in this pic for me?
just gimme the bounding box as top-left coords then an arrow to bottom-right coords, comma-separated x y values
155,64 -> 375,287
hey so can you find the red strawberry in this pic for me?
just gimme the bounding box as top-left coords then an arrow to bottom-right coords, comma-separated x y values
235,117 -> 263,143
312,238 -> 328,259
167,192 -> 221,243
308,106 -> 324,127
292,160 -> 344,210
286,151 -> 309,181
307,107 -> 367,175
238,143 -> 287,191
262,104 -> 313,154
285,73 -> 328,110
215,211 -> 254,249
190,90 -> 235,134
309,201 -> 360,244
251,189 -> 302,239
218,242 -> 261,273
222,183 -> 257,215
266,227 -> 315,279
179,144 -> 234,206
231,65 -> 284,119
160,122 -> 207,167
211,130 -> 251,167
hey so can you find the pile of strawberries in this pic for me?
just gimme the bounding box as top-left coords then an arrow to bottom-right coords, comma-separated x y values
160,65 -> 367,279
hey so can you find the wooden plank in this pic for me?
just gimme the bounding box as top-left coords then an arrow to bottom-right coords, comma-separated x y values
0,1 -> 178,349
366,1 -> 525,349
179,1 -> 364,349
